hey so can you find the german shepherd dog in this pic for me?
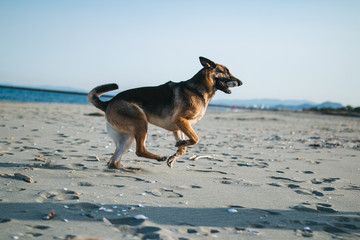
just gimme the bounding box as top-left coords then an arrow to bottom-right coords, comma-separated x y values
88,57 -> 242,168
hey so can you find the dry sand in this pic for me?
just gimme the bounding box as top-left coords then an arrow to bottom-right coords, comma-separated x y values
0,102 -> 359,240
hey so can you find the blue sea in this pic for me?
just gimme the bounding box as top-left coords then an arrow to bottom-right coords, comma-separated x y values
0,87 -> 112,105
0,86 -> 239,111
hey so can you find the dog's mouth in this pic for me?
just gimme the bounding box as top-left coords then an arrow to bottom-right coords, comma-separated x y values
217,79 -> 242,94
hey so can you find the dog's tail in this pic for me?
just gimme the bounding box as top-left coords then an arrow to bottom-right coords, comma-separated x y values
87,83 -> 119,112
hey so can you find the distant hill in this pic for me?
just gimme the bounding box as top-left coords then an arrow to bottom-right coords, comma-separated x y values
211,99 -> 344,111
316,101 -> 344,109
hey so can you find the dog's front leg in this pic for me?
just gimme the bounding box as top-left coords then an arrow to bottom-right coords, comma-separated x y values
172,117 -> 199,147
166,131 -> 187,168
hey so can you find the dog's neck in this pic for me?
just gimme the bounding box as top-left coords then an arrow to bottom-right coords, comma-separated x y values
185,68 -> 216,105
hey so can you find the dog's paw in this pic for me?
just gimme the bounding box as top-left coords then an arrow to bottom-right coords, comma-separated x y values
175,140 -> 187,147
108,161 -> 122,169
157,156 -> 168,162
167,155 -> 176,168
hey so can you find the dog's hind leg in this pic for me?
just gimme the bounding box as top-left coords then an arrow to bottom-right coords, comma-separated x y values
107,123 -> 134,169
167,130 -> 187,168
106,101 -> 167,164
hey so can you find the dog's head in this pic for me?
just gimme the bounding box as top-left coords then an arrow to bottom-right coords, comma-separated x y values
200,57 -> 242,94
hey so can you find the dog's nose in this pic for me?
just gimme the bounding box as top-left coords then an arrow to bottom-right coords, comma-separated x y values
237,79 -> 243,86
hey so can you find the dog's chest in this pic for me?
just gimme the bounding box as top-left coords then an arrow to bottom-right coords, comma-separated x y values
147,107 -> 205,131
147,115 -> 178,131
188,108 -> 206,125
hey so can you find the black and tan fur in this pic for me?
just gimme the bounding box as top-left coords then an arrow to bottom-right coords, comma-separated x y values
88,57 -> 242,168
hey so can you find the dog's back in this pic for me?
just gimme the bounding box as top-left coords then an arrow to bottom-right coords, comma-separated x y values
111,81 -> 176,118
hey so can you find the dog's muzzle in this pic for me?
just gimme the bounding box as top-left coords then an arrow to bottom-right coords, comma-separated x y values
227,79 -> 242,88
216,78 -> 242,94
225,79 -> 242,93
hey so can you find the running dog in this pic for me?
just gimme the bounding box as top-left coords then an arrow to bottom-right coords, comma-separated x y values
88,57 -> 242,168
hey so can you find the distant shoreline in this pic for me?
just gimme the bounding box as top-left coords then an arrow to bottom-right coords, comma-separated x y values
1,85 -> 358,117
0,84 -> 114,98
0,85 -> 238,110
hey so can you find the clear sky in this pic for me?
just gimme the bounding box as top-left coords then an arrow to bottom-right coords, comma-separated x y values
1,0 -> 359,106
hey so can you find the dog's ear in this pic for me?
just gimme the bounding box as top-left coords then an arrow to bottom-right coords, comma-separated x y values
199,57 -> 216,69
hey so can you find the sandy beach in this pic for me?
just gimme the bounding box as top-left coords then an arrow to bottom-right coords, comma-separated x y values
0,101 -> 359,240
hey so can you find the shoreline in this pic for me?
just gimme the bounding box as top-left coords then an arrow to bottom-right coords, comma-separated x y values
0,102 -> 359,239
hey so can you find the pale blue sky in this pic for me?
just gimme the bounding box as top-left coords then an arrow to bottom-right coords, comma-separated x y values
1,0 -> 359,106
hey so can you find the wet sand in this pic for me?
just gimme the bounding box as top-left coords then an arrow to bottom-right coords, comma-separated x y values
0,102 -> 359,239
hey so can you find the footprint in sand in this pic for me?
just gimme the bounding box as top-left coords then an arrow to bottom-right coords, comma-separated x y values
311,177 -> 340,184
24,232 -> 43,237
70,202 -> 99,210
23,225 -> 50,238
268,181 -> 326,197
176,185 -> 202,190
27,225 -> 51,230
77,182 -> 94,187
322,187 -> 336,191
286,184 -> 324,196
67,202 -> 99,218
7,187 -> 26,192
322,224 -> 351,234
249,221 -> 270,228
237,161 -> 269,168
67,163 -> 87,169
291,202 -> 337,213
35,189 -> 80,203
294,189 -> 324,197
267,182 -> 283,187
269,176 -> 304,183
110,218 -> 171,240
146,188 -> 183,198
287,184 -> 300,189
342,185 -> 360,191
222,177 -> 259,187
301,170 -> 314,174
0,218 -> 11,223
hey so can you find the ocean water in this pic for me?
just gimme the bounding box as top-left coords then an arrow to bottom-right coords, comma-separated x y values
0,87 -> 111,105
0,86 -> 239,111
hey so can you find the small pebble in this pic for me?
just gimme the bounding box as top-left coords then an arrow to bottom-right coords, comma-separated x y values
63,219 -> 68,222
248,230 -> 261,235
133,214 -> 148,220
227,208 -> 238,213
